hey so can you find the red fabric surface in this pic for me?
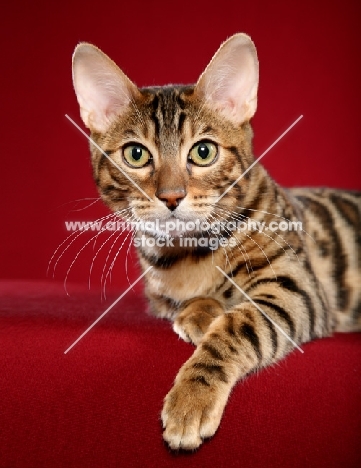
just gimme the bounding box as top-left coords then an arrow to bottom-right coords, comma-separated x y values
2,1 -> 361,467
1,280 -> 361,468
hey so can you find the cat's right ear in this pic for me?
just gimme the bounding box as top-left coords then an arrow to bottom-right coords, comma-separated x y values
72,43 -> 140,133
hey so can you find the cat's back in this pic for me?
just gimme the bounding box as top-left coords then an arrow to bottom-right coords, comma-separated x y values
288,187 -> 361,242
288,187 -> 361,331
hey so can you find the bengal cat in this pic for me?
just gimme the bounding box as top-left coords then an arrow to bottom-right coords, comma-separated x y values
71,33 -> 361,450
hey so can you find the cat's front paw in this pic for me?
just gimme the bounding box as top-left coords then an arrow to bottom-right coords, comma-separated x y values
161,360 -> 230,450
173,298 -> 224,345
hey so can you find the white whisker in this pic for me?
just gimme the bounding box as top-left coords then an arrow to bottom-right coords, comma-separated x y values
102,223 -> 136,298
235,205 -> 315,243
215,206 -> 297,265
211,206 -> 277,279
48,212 -> 116,277
208,211 -> 254,280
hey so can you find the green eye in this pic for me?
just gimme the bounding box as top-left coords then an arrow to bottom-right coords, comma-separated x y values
123,145 -> 151,168
188,141 -> 218,166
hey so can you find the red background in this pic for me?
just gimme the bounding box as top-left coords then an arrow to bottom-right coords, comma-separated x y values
1,0 -> 360,285
1,2 -> 361,468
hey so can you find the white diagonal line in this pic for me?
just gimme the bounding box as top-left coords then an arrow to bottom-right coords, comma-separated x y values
65,114 -> 153,202
64,266 -> 153,354
216,266 -> 304,353
215,115 -> 303,203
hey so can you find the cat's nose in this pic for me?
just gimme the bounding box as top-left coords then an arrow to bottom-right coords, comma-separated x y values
156,189 -> 186,211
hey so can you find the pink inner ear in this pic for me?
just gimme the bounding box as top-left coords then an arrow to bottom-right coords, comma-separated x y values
73,44 -> 138,132
195,34 -> 259,123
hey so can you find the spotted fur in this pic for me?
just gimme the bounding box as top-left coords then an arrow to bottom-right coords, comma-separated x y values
72,34 -> 361,450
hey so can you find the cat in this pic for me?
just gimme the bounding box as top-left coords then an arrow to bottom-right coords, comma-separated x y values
71,33 -> 361,450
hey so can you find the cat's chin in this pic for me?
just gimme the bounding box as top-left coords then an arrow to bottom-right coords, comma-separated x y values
143,228 -> 197,239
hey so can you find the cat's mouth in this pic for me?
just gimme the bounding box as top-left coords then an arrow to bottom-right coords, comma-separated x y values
134,213 -> 222,240
140,220 -> 200,239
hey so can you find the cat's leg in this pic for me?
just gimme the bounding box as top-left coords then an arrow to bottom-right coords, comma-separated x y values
162,297 -> 305,450
173,298 -> 225,345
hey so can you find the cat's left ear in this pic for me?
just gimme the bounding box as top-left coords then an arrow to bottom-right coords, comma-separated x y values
195,33 -> 259,124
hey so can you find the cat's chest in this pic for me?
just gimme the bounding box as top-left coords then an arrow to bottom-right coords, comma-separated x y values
144,254 -> 221,302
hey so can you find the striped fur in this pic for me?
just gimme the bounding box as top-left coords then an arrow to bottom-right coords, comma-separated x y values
72,34 -> 361,450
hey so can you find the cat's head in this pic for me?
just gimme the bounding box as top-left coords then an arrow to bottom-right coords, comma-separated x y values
72,33 -> 259,237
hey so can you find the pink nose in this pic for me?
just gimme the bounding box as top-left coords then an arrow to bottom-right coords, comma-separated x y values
156,189 -> 186,211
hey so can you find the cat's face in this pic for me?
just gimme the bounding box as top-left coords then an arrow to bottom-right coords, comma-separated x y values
72,34 -> 259,237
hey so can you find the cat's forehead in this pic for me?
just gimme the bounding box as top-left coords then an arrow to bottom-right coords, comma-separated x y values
140,84 -> 195,102
139,84 -> 196,123
130,85 -> 203,153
